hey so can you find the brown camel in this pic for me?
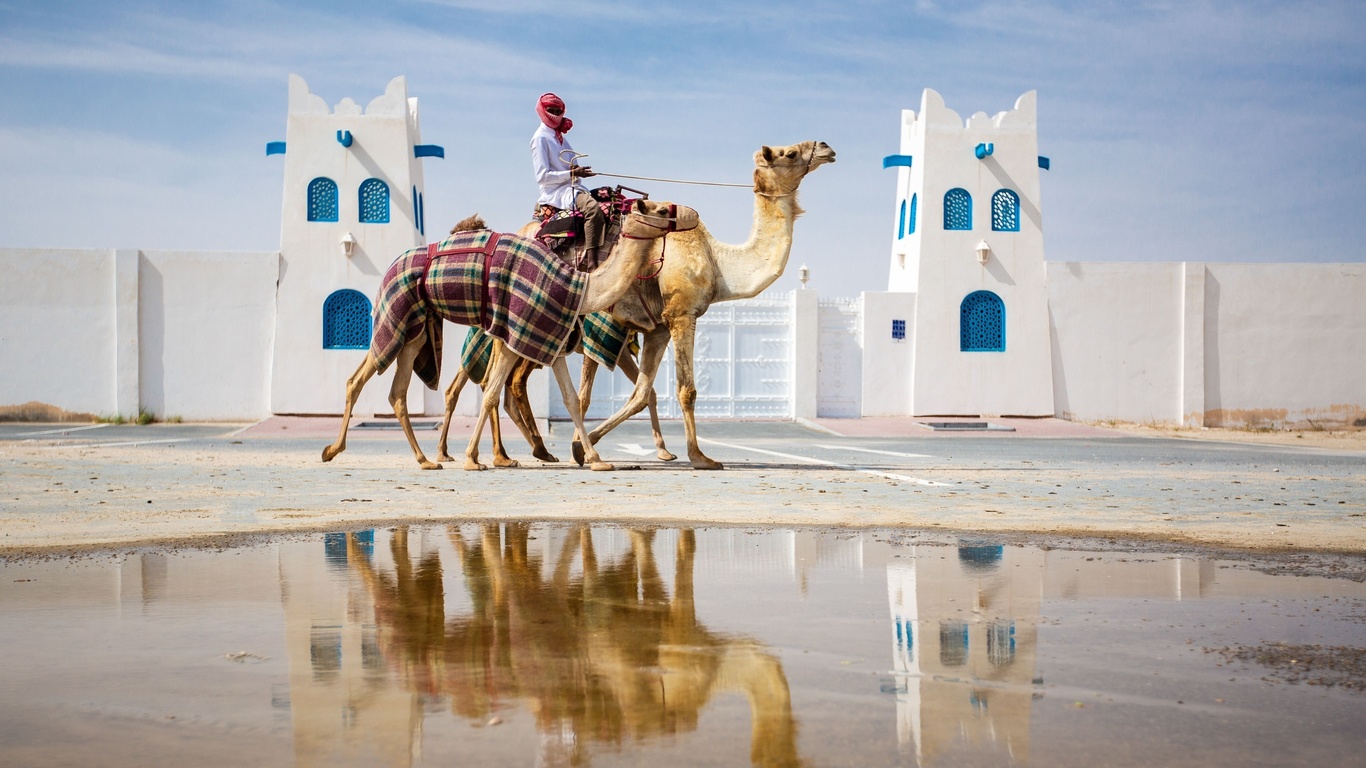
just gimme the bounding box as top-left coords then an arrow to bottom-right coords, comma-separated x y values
574,140 -> 837,469
321,199 -> 697,471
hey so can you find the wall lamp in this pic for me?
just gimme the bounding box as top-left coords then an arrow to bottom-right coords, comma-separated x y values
975,240 -> 991,265
799,264 -> 810,288
341,232 -> 356,258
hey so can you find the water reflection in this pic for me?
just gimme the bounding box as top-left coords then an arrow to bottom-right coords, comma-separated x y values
281,525 -> 800,767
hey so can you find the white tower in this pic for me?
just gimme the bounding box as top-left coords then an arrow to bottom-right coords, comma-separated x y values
886,89 -> 1053,416
269,75 -> 443,415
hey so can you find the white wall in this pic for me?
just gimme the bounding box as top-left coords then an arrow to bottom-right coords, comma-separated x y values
1203,263 -> 1366,428
139,250 -> 277,420
860,292 -> 916,416
1046,262 -> 1185,424
0,248 -> 121,416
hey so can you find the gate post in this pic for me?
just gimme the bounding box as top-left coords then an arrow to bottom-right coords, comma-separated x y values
792,288 -> 819,418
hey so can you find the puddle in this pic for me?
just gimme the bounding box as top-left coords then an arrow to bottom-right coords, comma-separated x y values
2,524 -> 1365,766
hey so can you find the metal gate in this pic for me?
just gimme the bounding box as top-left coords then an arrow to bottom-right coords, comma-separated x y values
817,297 -> 863,417
551,293 -> 795,420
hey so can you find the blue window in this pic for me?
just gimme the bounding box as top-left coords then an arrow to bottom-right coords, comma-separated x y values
907,193 -> 917,235
359,179 -> 390,224
944,188 -> 971,230
308,177 -> 338,222
991,189 -> 1020,232
898,199 -> 906,239
322,289 -> 371,349
960,291 -> 1005,351
892,319 -> 906,340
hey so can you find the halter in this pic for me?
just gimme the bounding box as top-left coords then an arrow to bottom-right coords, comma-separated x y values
754,143 -> 818,198
620,203 -> 681,281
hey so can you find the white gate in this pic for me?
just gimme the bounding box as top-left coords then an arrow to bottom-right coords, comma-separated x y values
552,294 -> 795,420
817,297 -> 863,417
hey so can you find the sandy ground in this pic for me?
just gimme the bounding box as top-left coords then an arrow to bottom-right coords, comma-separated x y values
2,415 -> 1363,561
1098,421 -> 1366,453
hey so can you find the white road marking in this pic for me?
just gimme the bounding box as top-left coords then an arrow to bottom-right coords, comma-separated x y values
814,444 -> 933,459
616,443 -> 655,457
697,438 -> 954,487
18,424 -> 110,437
44,438 -> 193,449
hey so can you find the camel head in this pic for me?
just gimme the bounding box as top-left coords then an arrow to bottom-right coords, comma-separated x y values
621,199 -> 700,238
752,141 -> 836,197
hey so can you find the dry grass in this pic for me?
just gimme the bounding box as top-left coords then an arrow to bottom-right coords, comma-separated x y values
0,401 -> 97,423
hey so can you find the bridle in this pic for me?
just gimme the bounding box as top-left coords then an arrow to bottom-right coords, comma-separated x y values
754,143 -> 818,198
620,203 -> 687,281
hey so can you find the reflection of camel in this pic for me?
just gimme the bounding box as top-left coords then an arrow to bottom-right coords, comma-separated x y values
322,201 -> 696,471
348,525 -> 801,766
577,141 -> 837,469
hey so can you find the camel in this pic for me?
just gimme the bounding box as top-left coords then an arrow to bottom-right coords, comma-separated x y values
573,140 -> 837,469
321,199 -> 697,471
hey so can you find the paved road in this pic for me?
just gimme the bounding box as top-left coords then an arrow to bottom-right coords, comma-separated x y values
1,418 -> 1363,554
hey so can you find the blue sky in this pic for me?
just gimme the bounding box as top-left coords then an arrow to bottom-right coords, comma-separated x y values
2,0 -> 1363,297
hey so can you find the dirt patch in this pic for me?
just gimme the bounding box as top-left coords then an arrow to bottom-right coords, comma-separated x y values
1206,643 -> 1366,691
1098,421 -> 1366,452
0,401 -> 97,423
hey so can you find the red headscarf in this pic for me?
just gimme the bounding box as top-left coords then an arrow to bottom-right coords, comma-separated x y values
536,92 -> 573,144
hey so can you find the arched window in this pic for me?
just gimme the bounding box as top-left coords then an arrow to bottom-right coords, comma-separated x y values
987,620 -> 1016,667
322,289 -> 371,349
359,178 -> 390,224
907,193 -> 917,235
939,621 -> 969,667
944,188 -> 971,230
898,199 -> 906,239
960,291 -> 1005,351
991,189 -> 1020,232
308,177 -> 338,222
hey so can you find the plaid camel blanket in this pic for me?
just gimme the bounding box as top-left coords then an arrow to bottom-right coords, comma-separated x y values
370,230 -> 588,389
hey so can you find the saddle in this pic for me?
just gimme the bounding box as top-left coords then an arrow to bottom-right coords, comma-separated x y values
533,186 -> 648,271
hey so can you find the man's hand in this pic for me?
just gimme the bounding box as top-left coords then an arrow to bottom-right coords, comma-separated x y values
571,165 -> 596,179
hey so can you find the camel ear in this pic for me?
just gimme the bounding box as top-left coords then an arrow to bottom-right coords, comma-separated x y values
761,146 -> 775,162
634,199 -> 646,213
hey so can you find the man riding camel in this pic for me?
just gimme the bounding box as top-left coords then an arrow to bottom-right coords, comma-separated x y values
530,92 -> 608,268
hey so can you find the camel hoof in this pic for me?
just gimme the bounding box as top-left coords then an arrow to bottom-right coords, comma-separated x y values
690,457 -> 724,471
437,453 -> 454,463
493,457 -> 521,468
589,461 -> 615,472
321,445 -> 342,463
657,450 -> 678,462
532,447 -> 560,463
572,440 -> 585,467
464,460 -> 487,471
420,461 -> 442,470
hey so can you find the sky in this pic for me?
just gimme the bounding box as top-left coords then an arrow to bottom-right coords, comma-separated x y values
1,0 -> 1364,298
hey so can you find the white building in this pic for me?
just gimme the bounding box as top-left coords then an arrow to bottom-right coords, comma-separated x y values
1,79 -> 1362,430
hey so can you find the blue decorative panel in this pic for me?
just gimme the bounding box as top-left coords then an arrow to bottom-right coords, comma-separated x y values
308,178 -> 338,222
265,141 -> 286,156
414,144 -> 445,158
1038,156 -> 1050,170
359,178 -> 390,224
323,289 -> 372,349
944,188 -> 971,230
908,193 -> 917,235
892,319 -> 906,340
960,291 -> 1005,351
882,154 -> 913,168
991,189 -> 1020,232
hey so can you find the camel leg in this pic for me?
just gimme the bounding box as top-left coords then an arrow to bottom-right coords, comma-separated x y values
487,388 -> 518,468
387,334 -> 441,470
617,350 -> 676,461
436,368 -> 470,463
464,343 -> 518,471
669,315 -> 722,470
551,356 -> 613,471
506,359 -> 557,463
583,325 -> 672,455
321,351 -> 380,463
570,355 -> 601,466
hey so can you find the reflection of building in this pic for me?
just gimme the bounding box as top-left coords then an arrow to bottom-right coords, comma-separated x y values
886,542 -> 1043,765
279,532 -> 422,768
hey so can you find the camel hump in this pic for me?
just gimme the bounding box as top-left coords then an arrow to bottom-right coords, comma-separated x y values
450,213 -> 488,234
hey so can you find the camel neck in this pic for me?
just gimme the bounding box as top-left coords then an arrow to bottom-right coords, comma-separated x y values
712,192 -> 797,301
579,232 -> 655,312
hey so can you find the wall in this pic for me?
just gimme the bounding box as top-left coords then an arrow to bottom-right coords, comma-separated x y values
1046,262 -> 1185,424
0,247 -> 277,421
